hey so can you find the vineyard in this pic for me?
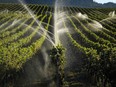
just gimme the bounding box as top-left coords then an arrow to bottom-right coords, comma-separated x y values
0,3 -> 116,87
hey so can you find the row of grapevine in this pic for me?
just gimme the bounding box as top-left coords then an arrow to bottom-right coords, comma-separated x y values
0,4 -> 53,75
60,6 -> 116,87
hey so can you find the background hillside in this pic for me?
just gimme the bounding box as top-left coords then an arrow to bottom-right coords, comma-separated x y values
0,0 -> 116,8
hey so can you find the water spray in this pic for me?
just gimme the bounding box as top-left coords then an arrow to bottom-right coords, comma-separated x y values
54,0 -> 59,45
51,0 -> 66,86
18,0 -> 66,87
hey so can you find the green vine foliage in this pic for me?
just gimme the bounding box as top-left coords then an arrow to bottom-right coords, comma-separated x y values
50,45 -> 66,87
84,47 -> 116,87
